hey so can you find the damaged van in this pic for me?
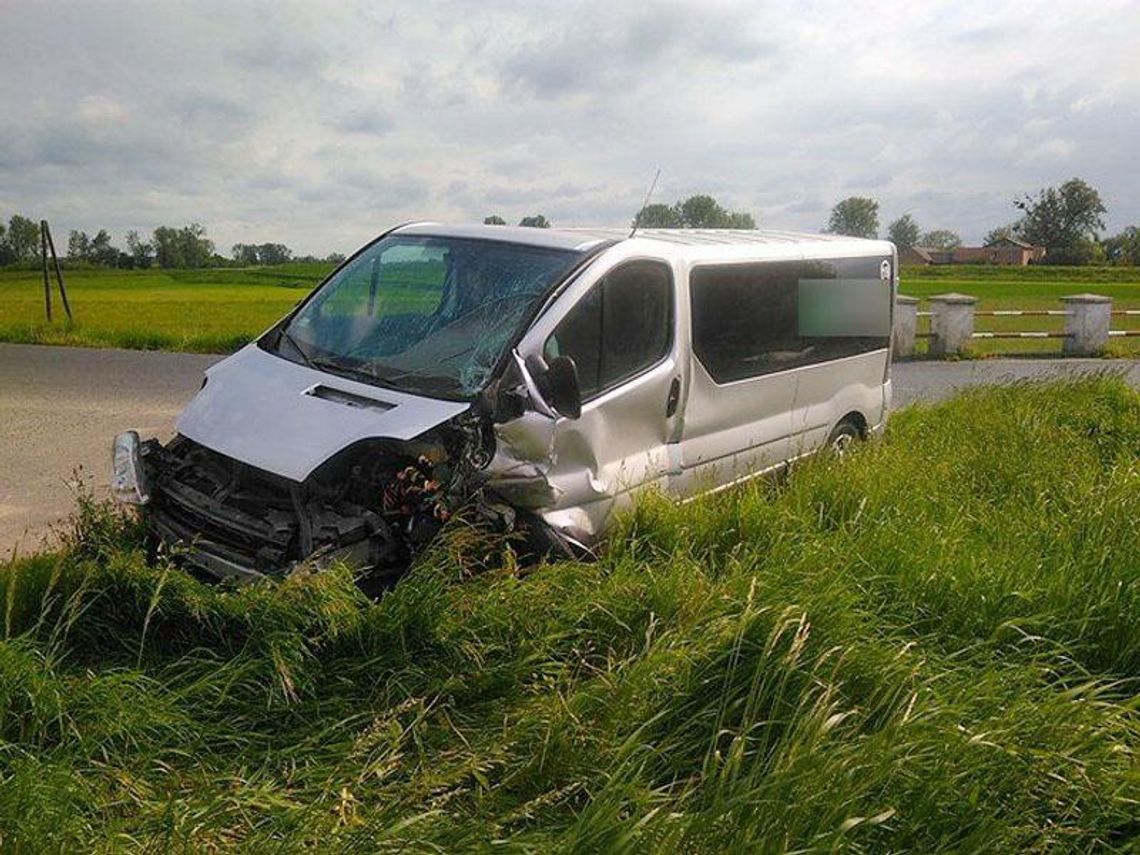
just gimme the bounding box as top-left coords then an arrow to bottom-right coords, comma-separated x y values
111,224 -> 896,583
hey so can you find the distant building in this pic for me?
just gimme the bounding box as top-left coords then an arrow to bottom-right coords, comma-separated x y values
900,236 -> 1046,266
900,246 -> 938,265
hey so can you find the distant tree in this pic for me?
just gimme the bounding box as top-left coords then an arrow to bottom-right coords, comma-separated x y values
633,203 -> 680,228
325,252 -> 346,264
152,223 -> 213,268
1104,227 -> 1140,266
179,223 -> 214,268
635,195 -> 755,230
920,230 -> 962,251
7,214 -> 41,262
983,224 -> 1018,245
681,195 -> 753,228
232,243 -> 259,265
152,226 -> 180,268
0,222 -> 10,265
67,230 -> 91,261
678,195 -> 727,228
257,243 -> 292,265
483,215 -> 507,225
723,210 -> 756,229
887,215 -> 920,249
825,197 -> 879,239
1046,239 -> 1105,266
89,229 -> 119,266
519,215 -> 551,228
126,230 -> 154,268
1013,177 -> 1106,264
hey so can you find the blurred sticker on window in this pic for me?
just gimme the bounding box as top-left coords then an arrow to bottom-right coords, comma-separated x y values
798,279 -> 891,338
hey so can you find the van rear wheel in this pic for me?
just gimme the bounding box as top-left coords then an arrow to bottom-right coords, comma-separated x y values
826,419 -> 862,458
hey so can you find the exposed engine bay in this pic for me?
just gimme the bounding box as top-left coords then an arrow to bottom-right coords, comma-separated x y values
138,409 -> 533,585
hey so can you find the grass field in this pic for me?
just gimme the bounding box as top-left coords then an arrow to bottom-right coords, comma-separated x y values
2,262 -> 1140,357
902,265 -> 1140,356
0,263 -> 334,353
2,378 -> 1139,850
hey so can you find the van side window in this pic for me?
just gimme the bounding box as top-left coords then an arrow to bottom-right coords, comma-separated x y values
544,260 -> 673,400
690,258 -> 890,383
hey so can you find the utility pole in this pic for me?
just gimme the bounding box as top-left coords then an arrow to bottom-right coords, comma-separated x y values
39,220 -> 72,322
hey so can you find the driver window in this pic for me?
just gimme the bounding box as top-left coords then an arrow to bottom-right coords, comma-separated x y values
544,260 -> 673,401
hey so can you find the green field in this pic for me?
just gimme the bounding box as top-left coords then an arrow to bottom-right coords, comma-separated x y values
0,263 -> 334,353
2,263 -> 1140,355
2,378 -> 1140,850
902,265 -> 1140,356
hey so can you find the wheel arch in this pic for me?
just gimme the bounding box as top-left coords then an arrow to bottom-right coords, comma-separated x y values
834,410 -> 869,438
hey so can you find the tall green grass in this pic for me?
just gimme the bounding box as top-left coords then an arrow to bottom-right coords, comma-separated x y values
2,378 -> 1139,851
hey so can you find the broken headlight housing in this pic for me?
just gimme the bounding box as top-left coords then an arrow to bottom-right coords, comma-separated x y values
111,430 -> 151,505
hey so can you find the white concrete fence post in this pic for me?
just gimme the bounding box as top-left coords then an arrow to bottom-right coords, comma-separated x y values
1060,294 -> 1112,356
893,295 -> 919,358
929,293 -> 976,357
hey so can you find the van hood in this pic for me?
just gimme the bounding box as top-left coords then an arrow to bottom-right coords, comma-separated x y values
177,344 -> 470,482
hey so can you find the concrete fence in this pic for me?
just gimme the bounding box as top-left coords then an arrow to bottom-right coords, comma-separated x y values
893,293 -> 1140,358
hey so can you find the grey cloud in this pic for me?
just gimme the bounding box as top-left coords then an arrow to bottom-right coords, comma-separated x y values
178,93 -> 255,125
333,108 -> 395,136
951,23 -> 1019,45
225,37 -> 328,77
500,2 -> 780,98
0,1 -> 1137,255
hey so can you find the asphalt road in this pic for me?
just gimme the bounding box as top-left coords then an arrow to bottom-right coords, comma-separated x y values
3,341 -> 1140,556
0,344 -> 216,556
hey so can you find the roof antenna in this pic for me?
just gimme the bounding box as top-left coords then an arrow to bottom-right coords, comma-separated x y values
628,167 -> 662,238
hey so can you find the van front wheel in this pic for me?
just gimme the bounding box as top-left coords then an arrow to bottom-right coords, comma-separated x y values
826,419 -> 862,458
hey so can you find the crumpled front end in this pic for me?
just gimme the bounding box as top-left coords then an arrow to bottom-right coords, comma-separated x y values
135,423 -> 483,583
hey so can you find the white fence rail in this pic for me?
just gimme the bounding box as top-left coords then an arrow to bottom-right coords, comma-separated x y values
893,293 -> 1139,357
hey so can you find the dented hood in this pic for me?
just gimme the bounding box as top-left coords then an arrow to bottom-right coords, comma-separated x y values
177,344 -> 470,482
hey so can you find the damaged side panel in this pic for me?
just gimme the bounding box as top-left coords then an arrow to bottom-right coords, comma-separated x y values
489,250 -> 687,543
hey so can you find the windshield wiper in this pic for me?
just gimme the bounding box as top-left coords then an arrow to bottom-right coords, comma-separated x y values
277,326 -> 314,368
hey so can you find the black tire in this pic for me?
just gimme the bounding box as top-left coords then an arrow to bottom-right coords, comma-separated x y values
825,419 -> 862,458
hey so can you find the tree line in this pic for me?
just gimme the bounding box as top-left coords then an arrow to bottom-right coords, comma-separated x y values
485,196 -> 757,231
483,214 -> 553,228
5,180 -> 1138,269
0,216 -> 345,269
824,178 -> 1139,265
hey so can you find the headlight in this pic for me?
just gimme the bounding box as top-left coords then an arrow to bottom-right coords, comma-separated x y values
111,431 -> 151,505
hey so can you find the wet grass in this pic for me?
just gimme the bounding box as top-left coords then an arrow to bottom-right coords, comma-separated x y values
2,377 -> 1140,851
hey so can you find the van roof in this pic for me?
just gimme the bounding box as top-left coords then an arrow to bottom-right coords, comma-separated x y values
394,223 -> 894,259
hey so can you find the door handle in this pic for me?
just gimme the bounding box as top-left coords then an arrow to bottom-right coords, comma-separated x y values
665,377 -> 681,417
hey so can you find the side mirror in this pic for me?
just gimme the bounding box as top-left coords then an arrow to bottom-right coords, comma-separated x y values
526,354 -> 582,419
545,355 -> 582,419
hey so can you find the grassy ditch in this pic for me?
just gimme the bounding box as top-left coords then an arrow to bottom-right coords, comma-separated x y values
1,378 -> 1139,850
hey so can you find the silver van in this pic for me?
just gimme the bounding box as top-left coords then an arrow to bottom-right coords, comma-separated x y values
112,224 -> 895,582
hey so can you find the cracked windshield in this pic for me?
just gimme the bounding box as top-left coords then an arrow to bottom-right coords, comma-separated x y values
285,235 -> 581,399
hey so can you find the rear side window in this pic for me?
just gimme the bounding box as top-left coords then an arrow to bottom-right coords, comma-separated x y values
544,260 -> 673,400
690,257 -> 891,383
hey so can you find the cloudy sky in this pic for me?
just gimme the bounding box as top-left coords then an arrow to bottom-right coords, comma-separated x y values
1,0 -> 1137,256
